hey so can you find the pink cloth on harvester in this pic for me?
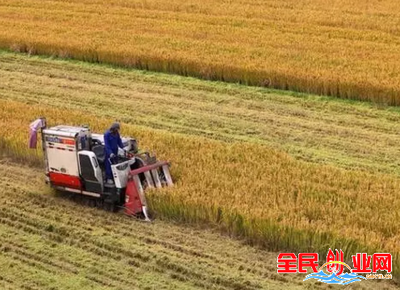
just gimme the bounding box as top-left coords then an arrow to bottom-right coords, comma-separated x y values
29,119 -> 44,149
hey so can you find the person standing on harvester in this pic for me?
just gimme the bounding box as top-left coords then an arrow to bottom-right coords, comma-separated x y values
104,122 -> 124,184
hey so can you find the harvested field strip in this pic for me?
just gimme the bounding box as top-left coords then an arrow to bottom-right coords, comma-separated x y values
0,207 -> 252,288
2,52 -> 400,175
1,0 -> 400,102
0,160 -> 316,290
0,209 -> 251,290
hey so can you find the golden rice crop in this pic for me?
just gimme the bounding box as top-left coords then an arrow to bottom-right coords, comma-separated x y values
1,98 -> 400,278
1,0 -> 400,103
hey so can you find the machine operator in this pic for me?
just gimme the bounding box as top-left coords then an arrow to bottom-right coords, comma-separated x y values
104,122 -> 125,184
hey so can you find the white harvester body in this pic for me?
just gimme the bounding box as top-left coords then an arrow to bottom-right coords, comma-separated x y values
30,118 -> 173,220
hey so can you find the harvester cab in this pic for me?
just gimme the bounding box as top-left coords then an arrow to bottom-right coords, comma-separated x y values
29,118 -> 173,221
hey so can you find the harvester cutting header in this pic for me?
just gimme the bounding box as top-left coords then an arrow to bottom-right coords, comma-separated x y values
29,118 -> 173,221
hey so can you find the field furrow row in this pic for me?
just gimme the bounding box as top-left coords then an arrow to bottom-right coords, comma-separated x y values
0,189 -> 270,290
2,52 -> 400,174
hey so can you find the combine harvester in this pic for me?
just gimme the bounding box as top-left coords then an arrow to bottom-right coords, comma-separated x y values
29,118 -> 173,221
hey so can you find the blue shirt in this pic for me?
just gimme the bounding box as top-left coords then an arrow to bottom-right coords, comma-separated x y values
104,130 -> 123,156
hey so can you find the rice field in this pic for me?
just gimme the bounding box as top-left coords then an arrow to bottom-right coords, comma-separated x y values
3,51 -> 400,175
1,52 -> 400,284
0,0 -> 400,103
2,160 -> 396,289
0,159 -> 309,290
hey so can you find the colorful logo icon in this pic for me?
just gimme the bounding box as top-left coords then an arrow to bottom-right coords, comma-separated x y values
304,261 -> 366,285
